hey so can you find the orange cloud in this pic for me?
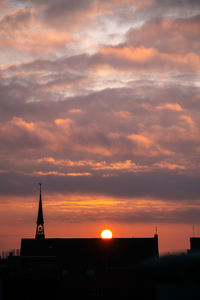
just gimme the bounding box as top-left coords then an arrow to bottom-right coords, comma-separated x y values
154,162 -> 186,171
112,110 -> 131,119
38,157 -> 91,167
128,134 -> 152,147
9,117 -> 35,131
94,160 -> 148,172
68,109 -> 83,114
164,52 -> 200,72
54,118 -> 72,127
36,157 -> 150,174
0,28 -> 73,54
127,132 -> 176,157
0,7 -> 74,55
180,115 -> 195,126
36,171 -> 91,177
156,103 -> 183,111
100,46 -> 156,62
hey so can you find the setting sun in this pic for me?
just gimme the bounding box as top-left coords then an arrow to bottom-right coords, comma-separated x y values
101,229 -> 113,239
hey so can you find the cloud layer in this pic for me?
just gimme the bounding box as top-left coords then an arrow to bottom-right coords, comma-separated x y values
1,0 -> 200,250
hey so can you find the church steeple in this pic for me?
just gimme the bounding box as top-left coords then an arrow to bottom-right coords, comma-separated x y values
35,182 -> 45,240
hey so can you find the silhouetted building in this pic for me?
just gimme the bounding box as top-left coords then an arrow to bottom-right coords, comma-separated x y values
2,186 -> 200,299
0,185 -> 161,299
21,184 -> 159,267
20,184 -> 159,267
138,252 -> 200,300
21,235 -> 159,268
190,237 -> 200,252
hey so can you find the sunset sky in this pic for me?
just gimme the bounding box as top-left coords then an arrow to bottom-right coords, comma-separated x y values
0,0 -> 200,255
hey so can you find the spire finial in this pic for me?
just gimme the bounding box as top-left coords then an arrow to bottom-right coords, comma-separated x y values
39,182 -> 42,194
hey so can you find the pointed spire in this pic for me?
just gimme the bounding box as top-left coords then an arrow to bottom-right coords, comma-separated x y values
35,182 -> 45,239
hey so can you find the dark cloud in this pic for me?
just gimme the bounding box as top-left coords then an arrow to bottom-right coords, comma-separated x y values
0,7 -> 34,29
45,171 -> 200,201
125,15 -> 200,54
12,0 -> 96,30
131,0 -> 200,24
47,206 -> 200,225
0,169 -> 200,202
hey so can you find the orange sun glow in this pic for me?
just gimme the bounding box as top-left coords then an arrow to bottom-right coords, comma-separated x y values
101,229 -> 113,239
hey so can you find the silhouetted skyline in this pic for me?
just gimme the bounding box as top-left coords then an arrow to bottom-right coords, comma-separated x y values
0,0 -> 200,254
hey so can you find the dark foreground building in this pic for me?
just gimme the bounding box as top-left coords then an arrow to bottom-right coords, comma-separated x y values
1,186 -> 200,299
190,237 -> 200,253
20,236 -> 159,268
21,184 -> 159,268
0,185 -> 159,299
1,235 -> 159,300
2,250 -> 200,300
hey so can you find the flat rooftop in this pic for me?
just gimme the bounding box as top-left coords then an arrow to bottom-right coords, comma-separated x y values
21,236 -> 159,267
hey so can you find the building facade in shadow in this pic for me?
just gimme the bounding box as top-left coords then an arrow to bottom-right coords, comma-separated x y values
1,185 -> 160,299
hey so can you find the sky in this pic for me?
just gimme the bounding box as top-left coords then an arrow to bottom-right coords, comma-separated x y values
0,0 -> 200,255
